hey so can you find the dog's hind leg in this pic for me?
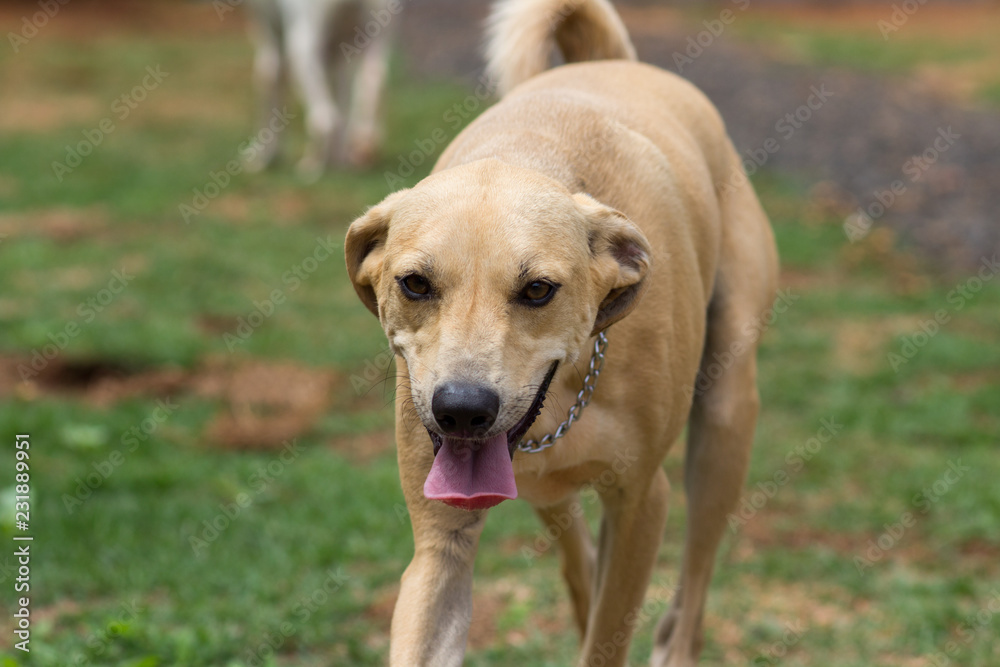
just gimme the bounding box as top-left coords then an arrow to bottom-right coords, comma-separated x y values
651,299 -> 759,667
651,174 -> 778,667
533,494 -> 596,638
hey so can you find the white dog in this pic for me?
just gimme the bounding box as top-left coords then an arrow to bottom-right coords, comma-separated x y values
245,0 -> 396,177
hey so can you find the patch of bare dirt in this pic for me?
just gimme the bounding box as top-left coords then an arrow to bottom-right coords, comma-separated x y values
211,194 -> 253,225
363,583 -> 398,644
833,314 -> 925,375
467,585 -> 505,650
0,95 -> 102,132
778,267 -> 829,292
0,354 -> 347,450
956,538 -> 1000,571
196,314 -> 239,336
949,369 -> 1000,392
749,4 -> 1000,42
739,515 -> 867,557
839,227 -> 932,294
0,0 -> 244,41
328,429 -> 395,464
735,506 -> 1000,577
0,206 -> 109,242
196,359 -> 335,449
722,577 -> 858,640
2,347 -> 401,453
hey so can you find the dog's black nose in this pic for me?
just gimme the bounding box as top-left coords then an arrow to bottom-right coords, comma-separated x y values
432,382 -> 499,436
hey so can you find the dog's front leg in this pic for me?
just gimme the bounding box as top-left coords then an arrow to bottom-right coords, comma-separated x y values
579,465 -> 670,667
390,421 -> 486,666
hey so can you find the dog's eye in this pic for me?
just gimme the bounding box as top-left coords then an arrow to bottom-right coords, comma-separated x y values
519,280 -> 558,306
398,274 -> 432,299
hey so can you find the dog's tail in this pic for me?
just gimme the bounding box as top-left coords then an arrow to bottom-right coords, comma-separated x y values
485,0 -> 636,96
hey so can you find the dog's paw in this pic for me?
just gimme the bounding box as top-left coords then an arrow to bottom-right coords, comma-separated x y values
245,149 -> 278,174
343,133 -> 379,169
649,608 -> 699,667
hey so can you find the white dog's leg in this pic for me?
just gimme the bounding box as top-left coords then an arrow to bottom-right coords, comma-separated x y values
246,1 -> 285,171
285,10 -> 339,179
343,16 -> 393,167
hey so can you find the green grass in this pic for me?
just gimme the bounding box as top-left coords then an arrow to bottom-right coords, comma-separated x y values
2,6 -> 1000,667
696,6 -> 1000,110
731,17 -> 984,72
978,80 -> 1000,108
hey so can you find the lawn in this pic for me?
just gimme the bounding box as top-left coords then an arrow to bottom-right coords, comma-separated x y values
1,3 -> 999,666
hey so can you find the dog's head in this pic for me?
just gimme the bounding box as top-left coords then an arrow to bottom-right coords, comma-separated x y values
345,159 -> 651,510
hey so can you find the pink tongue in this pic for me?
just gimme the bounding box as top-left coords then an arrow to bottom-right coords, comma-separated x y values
424,433 -> 517,511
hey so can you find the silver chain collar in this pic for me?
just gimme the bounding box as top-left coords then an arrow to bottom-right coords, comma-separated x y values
516,331 -> 608,454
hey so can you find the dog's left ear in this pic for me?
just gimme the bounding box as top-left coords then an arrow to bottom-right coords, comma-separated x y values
573,193 -> 652,335
345,189 -> 410,318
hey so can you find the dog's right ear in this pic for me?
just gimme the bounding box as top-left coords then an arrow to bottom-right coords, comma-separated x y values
573,193 -> 652,335
345,189 -> 409,318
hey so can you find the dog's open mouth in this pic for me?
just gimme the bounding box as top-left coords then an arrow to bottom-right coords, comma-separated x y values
423,362 -> 559,511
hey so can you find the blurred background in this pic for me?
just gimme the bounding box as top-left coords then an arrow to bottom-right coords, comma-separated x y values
1,0 -> 999,664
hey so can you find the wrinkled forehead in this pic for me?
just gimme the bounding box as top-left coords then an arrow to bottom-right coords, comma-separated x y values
384,161 -> 587,277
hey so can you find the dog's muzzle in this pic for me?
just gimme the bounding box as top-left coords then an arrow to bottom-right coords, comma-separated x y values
423,362 -> 559,511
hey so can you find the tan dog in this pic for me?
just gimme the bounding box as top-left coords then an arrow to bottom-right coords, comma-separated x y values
344,0 -> 778,665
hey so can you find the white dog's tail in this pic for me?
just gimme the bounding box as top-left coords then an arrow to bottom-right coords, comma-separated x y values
485,0 -> 636,96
